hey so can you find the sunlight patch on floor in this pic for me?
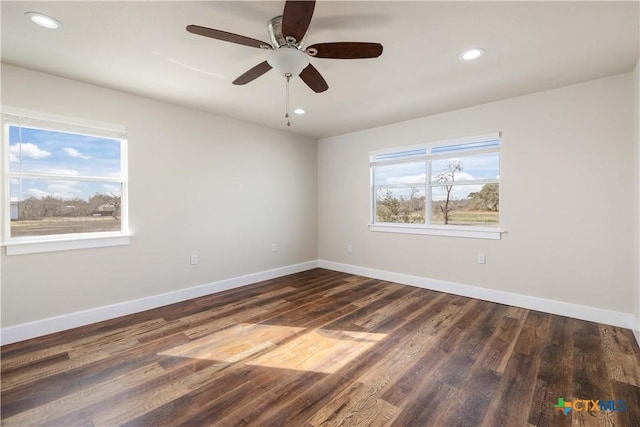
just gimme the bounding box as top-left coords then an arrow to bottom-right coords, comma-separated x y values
158,323 -> 305,362
248,328 -> 387,374
158,323 -> 386,374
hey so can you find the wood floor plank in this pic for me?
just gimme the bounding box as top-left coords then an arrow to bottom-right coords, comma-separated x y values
0,351 -> 71,376
609,379 -> 640,427
1,332 -> 192,418
474,314 -> 526,373
361,297 -> 474,407
571,319 -> 618,426
430,367 -> 502,426
481,311 -> 551,426
305,381 -> 401,427
260,294 -> 471,426
210,367 -> 326,427
43,357 -> 230,426
381,300 -> 503,408
2,363 -> 167,426
2,268 -> 638,426
527,315 -> 575,427
599,324 -> 640,387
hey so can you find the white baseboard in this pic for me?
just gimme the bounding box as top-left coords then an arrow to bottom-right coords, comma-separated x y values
2,259 -> 636,346
317,260 -> 636,331
0,261 -> 318,345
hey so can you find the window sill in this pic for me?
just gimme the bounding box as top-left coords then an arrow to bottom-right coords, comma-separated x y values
3,233 -> 132,255
369,223 -> 503,240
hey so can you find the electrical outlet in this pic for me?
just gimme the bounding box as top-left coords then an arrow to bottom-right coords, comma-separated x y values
347,245 -> 353,254
190,255 -> 198,265
271,243 -> 278,252
478,254 -> 486,264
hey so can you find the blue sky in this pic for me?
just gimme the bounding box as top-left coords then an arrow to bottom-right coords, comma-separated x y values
9,126 -> 122,201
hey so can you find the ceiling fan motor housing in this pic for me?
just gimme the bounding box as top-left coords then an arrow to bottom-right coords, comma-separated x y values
268,16 -> 305,49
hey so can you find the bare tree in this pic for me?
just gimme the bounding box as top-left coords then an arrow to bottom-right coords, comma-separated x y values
110,193 -> 121,220
434,161 -> 463,224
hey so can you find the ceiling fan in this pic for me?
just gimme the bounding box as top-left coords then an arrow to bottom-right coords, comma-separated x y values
186,0 -> 383,94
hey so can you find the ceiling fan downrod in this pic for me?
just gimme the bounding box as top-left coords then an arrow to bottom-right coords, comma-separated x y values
285,73 -> 291,127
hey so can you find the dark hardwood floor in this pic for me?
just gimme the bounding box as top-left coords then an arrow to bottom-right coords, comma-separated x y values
2,268 -> 639,426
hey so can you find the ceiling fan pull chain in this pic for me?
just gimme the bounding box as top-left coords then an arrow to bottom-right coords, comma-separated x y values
285,73 -> 291,127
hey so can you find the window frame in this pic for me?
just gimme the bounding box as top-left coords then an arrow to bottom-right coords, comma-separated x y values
369,133 -> 503,240
1,107 -> 131,255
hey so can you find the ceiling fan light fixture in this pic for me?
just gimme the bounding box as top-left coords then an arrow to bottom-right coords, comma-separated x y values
267,47 -> 310,77
460,48 -> 485,61
294,108 -> 305,115
25,12 -> 62,29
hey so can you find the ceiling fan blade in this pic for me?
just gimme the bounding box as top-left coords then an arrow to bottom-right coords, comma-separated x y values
306,42 -> 383,59
282,0 -> 316,43
233,61 -> 273,85
186,25 -> 273,49
299,64 -> 328,93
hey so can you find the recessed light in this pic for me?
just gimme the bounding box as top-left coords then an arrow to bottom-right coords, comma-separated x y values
25,12 -> 62,29
460,48 -> 484,61
294,108 -> 305,115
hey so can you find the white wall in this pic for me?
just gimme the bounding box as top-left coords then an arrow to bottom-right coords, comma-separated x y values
634,59 -> 640,343
2,64 -> 637,342
1,64 -> 318,328
318,73 -> 636,319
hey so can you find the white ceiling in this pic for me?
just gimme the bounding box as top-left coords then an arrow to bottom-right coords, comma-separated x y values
2,1 -> 639,139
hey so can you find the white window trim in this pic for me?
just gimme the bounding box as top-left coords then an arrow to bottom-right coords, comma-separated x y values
5,233 -> 132,256
369,223 -> 503,240
1,107 -> 131,255
369,132 -> 502,240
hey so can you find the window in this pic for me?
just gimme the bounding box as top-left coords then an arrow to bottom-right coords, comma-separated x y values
2,110 -> 129,254
370,133 -> 501,239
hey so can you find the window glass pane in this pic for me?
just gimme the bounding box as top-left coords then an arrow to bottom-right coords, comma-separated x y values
370,136 -> 500,230
375,161 -> 426,186
10,178 -> 122,237
431,152 -> 499,182
8,125 -> 121,177
430,183 -> 499,227
376,187 -> 425,223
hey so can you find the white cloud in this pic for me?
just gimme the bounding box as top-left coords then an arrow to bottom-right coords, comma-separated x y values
431,171 -> 475,181
63,147 -> 91,160
432,183 -> 484,201
47,183 -> 82,199
386,174 -> 426,185
456,172 -> 475,181
430,170 -> 483,200
9,143 -> 51,161
25,184 -> 83,200
386,171 -> 479,187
